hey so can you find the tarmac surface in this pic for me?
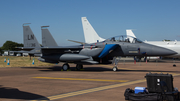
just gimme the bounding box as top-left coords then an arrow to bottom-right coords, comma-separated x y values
0,59 -> 180,101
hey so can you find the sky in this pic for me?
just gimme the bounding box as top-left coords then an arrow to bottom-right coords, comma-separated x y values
0,0 -> 180,47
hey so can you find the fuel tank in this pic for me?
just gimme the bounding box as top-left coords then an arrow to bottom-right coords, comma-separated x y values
41,54 -> 90,62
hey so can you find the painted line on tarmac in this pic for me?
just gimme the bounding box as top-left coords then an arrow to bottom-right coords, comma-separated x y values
31,79 -> 146,101
31,73 -> 180,101
32,77 -> 129,82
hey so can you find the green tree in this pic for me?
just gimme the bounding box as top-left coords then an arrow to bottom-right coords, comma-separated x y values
0,47 -> 2,54
1,41 -> 23,51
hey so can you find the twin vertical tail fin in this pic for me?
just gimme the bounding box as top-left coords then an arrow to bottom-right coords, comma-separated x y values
41,26 -> 58,47
23,23 -> 41,47
81,17 -> 105,43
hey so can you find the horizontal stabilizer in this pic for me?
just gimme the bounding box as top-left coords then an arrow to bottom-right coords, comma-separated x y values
68,39 -> 86,45
15,47 -> 36,51
28,48 -> 41,54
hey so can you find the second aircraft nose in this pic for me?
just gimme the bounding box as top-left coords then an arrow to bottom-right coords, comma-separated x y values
150,46 -> 177,56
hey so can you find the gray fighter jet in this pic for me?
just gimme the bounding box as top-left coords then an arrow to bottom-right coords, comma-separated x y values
18,23 -> 177,71
39,33 -> 177,71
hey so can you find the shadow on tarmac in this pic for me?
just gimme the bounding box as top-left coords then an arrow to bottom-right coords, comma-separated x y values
0,85 -> 49,100
36,66 -> 113,72
34,66 -> 180,73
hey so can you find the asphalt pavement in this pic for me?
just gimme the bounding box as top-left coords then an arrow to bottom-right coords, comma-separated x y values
0,60 -> 180,101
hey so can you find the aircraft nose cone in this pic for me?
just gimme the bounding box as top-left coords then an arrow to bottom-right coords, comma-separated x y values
152,46 -> 177,56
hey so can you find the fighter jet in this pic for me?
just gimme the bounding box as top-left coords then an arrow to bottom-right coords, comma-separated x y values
40,30 -> 177,71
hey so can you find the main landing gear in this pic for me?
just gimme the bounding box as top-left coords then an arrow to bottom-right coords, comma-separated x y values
62,63 -> 70,71
76,64 -> 83,70
62,63 -> 83,71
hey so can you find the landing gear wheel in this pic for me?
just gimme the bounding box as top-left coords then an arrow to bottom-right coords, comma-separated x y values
113,66 -> 118,71
76,64 -> 83,70
62,64 -> 69,71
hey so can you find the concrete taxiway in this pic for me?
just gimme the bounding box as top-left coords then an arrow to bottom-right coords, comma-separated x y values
0,60 -> 180,101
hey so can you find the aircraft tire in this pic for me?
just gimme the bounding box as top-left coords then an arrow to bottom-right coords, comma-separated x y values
62,64 -> 69,71
76,64 -> 83,70
113,66 -> 118,71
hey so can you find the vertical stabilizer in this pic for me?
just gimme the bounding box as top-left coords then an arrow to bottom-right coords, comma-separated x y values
126,30 -> 137,43
126,30 -> 136,38
81,17 -> 105,43
41,26 -> 58,47
23,23 -> 41,47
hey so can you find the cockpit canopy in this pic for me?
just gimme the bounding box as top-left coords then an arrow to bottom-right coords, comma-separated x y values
105,35 -> 143,43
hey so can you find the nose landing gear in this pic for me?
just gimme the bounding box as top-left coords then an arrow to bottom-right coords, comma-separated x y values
112,57 -> 121,71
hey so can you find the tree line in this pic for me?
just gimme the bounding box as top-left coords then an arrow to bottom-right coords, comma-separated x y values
0,41 -> 23,54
